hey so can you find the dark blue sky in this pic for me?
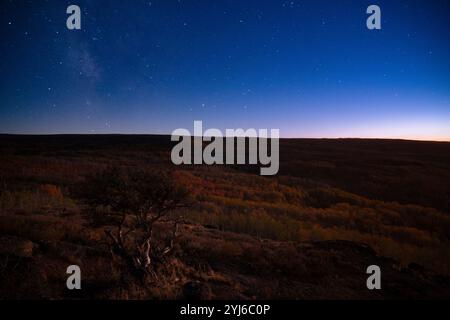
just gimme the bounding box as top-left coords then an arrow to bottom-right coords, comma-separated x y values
1,0 -> 449,140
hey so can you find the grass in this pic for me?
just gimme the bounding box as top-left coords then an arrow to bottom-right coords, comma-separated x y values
1,135 -> 450,298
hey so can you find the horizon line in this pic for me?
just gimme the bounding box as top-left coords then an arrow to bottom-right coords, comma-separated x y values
1,132 -> 449,143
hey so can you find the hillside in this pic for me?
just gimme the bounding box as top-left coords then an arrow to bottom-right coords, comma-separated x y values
1,135 -> 449,299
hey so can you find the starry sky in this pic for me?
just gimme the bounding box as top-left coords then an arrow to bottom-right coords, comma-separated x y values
1,0 -> 450,140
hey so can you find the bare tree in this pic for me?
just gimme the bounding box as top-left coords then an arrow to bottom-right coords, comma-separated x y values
76,167 -> 190,280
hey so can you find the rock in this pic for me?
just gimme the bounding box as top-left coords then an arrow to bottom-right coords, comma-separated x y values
0,236 -> 35,258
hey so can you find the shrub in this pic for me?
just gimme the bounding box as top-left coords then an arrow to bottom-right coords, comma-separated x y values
75,167 -> 191,281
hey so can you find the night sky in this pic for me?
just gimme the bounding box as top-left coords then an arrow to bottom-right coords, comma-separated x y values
1,0 -> 450,140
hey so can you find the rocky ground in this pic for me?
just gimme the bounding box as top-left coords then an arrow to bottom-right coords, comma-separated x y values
1,219 -> 449,299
